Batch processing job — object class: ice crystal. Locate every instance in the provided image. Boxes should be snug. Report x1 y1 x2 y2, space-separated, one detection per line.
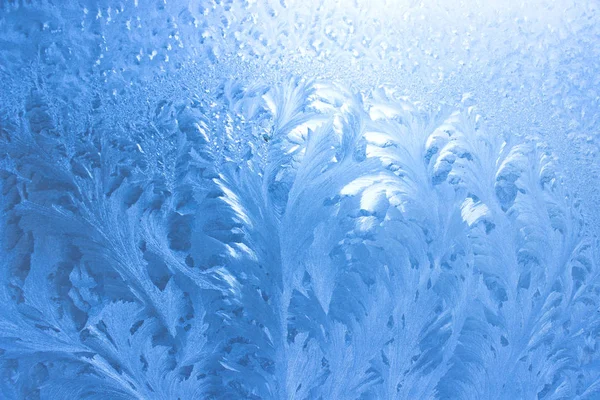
1 1 599 399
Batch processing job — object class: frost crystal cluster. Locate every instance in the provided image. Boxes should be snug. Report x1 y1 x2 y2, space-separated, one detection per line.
1 1 599 399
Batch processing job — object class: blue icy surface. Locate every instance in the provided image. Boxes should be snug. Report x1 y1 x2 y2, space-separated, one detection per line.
1 1 600 399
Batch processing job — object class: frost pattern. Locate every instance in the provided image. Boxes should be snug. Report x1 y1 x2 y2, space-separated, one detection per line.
1 78 599 399
1 1 600 400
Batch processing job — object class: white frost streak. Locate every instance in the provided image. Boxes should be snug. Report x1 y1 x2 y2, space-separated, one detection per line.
461 197 491 227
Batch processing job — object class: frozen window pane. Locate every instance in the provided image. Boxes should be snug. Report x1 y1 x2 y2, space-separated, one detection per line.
0 1 599 399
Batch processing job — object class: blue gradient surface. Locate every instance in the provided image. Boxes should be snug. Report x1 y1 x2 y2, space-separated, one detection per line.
1 1 599 399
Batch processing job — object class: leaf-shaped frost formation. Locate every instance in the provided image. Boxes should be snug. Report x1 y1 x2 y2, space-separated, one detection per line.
0 36 599 400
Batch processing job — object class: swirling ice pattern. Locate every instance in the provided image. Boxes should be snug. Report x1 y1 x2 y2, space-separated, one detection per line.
1 1 599 399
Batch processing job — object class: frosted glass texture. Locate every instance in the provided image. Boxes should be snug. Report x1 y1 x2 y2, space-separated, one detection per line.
1 0 599 399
